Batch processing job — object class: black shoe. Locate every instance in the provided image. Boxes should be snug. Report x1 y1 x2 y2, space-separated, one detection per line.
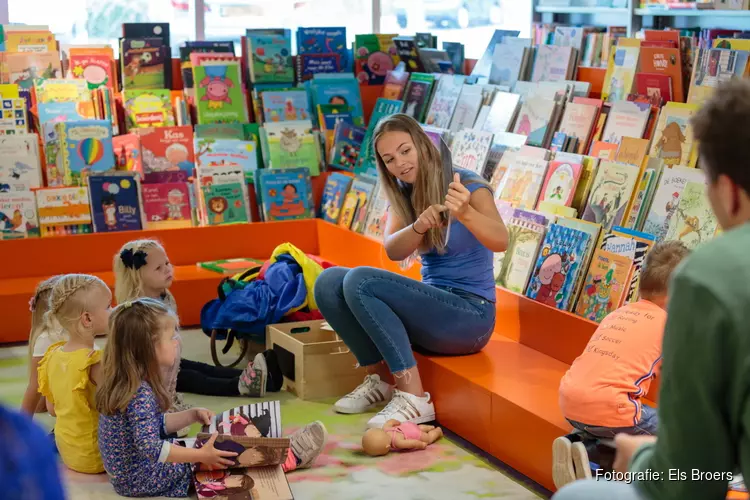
263 349 284 392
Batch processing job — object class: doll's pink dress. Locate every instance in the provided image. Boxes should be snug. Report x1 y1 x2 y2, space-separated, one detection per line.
386 421 422 449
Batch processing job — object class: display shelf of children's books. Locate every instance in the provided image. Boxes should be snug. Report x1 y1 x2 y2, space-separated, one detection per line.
533 0 637 36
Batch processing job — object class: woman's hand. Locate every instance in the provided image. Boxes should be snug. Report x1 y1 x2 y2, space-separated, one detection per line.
414 204 448 234
613 434 657 472
193 408 215 426
198 433 238 468
444 173 472 220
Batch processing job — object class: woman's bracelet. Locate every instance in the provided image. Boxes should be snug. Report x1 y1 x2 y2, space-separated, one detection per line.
412 222 427 235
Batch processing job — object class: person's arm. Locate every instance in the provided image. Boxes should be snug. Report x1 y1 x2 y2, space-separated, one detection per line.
164 408 213 434
166 433 236 466
627 274 733 499
451 186 508 253
20 357 43 415
383 205 444 262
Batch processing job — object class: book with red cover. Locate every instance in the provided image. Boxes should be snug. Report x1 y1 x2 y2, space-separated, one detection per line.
638 46 684 102
635 72 673 104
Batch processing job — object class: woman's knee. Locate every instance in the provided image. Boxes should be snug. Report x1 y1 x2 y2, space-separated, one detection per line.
341 266 387 299
313 267 349 308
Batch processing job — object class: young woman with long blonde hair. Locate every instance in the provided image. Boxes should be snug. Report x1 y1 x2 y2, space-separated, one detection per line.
314 114 508 428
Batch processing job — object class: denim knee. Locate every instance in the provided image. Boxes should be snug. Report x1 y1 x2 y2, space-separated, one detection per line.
341 266 379 298
313 267 348 312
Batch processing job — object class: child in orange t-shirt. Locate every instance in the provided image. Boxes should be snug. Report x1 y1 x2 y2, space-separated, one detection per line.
552 241 690 489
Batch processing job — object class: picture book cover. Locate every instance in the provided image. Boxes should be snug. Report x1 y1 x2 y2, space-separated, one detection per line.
642 165 706 242
575 248 634 322
602 45 640 102
531 45 574 82
195 138 258 179
363 183 389 240
451 129 494 175
0 135 41 192
635 72 673 104
605 227 655 304
495 217 545 294
400 74 434 123
513 96 556 148
68 51 116 90
1 52 62 89
123 89 176 129
537 160 583 208
616 137 650 168
247 33 295 84
424 74 465 129
193 62 248 124
338 176 377 230
481 92 522 135
600 100 651 146
121 38 167 90
638 46 683 102
664 181 718 250
141 182 192 229
35 186 93 236
45 120 115 186
0 97 29 135
112 133 143 178
496 156 549 210
264 121 320 175
261 90 310 123
490 42 526 88
582 161 640 232
357 98 403 178
349 178 378 234
135 126 195 183
198 258 264 275
195 124 246 140
297 27 348 68
648 102 700 167
688 48 750 107
622 169 654 229
309 75 364 126
330 123 366 172
354 33 398 85
557 102 597 155
258 167 314 221
34 79 95 124
198 167 251 226
319 172 353 223
525 224 591 311
88 174 144 232
0 191 38 239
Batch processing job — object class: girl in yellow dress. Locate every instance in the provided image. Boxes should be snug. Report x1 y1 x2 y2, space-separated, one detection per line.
38 274 112 473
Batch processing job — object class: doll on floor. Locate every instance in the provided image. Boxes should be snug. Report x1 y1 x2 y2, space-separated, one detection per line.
362 419 443 456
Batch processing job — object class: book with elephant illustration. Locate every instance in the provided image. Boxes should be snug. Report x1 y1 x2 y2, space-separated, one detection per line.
192 401 294 499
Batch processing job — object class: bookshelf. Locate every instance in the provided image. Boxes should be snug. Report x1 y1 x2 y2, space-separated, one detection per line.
635 7 750 30
533 1 637 36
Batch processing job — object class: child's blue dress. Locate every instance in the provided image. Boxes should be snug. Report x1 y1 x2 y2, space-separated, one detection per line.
99 382 192 497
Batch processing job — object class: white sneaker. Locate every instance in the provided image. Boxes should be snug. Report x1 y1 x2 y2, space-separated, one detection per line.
366 389 435 429
334 374 393 414
552 436 577 489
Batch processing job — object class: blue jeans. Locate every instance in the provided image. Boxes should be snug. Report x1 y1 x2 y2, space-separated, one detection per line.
568 404 658 438
553 479 643 499
313 266 496 373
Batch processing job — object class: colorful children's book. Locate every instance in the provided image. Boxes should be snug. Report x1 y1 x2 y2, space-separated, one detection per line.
357 98 403 178
198 258 265 276
257 167 315 221
642 165 706 242
495 156 549 210
581 161 640 232
112 133 144 178
400 73 435 123
526 223 591 311
34 186 93 237
193 61 248 124
319 172 353 223
648 102 699 168
44 120 115 187
574 248 634 323
263 121 320 175
425 75 466 129
195 138 258 181
512 96 557 148
494 217 546 294
247 32 295 84
536 159 583 208
451 129 493 175
87 173 145 232
0 96 29 135
349 178 378 234
338 176 377 230
135 126 195 183
353 34 398 85
0 135 42 192
261 90 310 123
602 44 640 102
141 182 193 229
603 226 655 305
196 166 251 226
120 38 168 90
330 123 366 172
0 191 38 239
663 181 718 250
68 48 117 90
123 89 176 129
363 183 389 240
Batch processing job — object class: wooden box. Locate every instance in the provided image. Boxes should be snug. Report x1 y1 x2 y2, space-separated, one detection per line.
265 320 365 400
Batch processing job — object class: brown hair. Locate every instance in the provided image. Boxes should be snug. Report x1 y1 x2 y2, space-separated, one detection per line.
692 78 750 191
28 275 62 358
46 274 109 339
639 241 691 299
113 239 176 310
373 114 488 254
96 298 177 415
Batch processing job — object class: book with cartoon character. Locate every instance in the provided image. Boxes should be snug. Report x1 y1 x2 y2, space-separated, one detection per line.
88 173 145 232
112 133 144 179
338 175 377 230
0 96 29 135
0 135 42 192
193 401 293 500
120 37 168 90
257 167 314 222
0 191 38 239
195 138 258 182
602 227 655 305
123 89 176 130
574 248 634 323
353 34 398 86
536 159 583 208
329 122 365 172
363 182 389 240
133 126 195 184
193 60 248 124
43 120 115 187
141 182 193 229
263 120 320 175
494 216 546 294
261 90 310 123
642 165 706 242
663 181 718 250
319 172 353 223
647 102 699 168
526 224 592 311
581 161 640 232
247 31 295 84
195 166 251 226
35 186 93 237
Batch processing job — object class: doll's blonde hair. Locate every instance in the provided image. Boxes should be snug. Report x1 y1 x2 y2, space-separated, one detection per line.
28 275 62 358
113 239 176 309
46 274 109 340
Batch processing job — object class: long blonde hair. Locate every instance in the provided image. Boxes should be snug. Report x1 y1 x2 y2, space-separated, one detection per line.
96 298 177 415
28 275 62 358
374 114 485 254
46 274 109 341
114 239 176 310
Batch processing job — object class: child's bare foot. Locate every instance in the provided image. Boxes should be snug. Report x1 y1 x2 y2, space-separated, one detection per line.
289 421 327 470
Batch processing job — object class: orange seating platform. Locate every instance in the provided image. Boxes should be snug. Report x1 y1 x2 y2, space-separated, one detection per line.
3 219 657 493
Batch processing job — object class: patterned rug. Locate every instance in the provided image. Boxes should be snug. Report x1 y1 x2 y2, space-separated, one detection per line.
0 330 543 500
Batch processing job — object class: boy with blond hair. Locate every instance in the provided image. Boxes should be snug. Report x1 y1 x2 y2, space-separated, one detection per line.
552 241 690 488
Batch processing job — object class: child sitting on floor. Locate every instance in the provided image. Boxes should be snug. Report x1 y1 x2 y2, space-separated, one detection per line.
97 298 328 498
552 241 690 488
38 274 112 473
20 275 63 416
113 239 283 408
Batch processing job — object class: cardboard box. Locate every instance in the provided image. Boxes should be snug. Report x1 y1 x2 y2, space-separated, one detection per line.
266 320 365 400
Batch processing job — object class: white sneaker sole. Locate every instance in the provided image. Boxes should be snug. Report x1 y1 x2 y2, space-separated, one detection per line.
571 442 592 480
334 399 386 415
552 436 577 489
252 352 268 397
366 412 435 429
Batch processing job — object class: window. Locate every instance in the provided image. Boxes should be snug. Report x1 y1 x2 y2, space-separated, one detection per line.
379 0 532 59
202 0 372 49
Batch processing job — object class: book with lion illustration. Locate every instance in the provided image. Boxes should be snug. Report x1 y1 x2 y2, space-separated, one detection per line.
192 401 294 500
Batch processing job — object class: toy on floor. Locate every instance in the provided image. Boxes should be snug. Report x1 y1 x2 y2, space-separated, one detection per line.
362 419 443 456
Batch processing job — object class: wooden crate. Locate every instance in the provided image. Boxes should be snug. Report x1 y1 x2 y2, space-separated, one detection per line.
266 320 365 400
